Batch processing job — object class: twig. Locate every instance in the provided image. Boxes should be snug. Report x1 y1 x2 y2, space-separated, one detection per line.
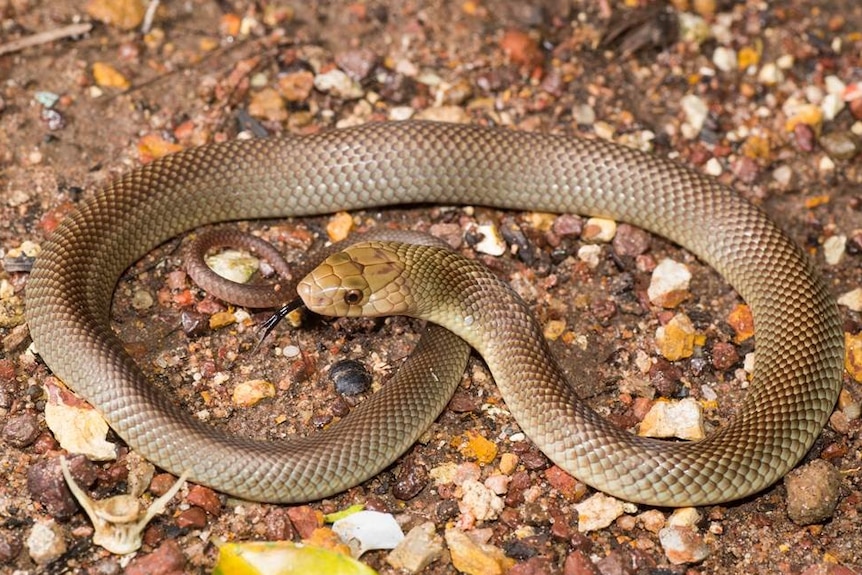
0 22 93 57
142 0 161 34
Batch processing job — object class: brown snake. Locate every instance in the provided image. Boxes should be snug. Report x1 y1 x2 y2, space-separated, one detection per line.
25 121 843 505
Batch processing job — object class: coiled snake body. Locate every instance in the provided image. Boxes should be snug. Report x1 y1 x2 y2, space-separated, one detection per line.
25 121 843 505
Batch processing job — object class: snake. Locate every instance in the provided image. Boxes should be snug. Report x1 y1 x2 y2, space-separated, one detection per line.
25 120 844 506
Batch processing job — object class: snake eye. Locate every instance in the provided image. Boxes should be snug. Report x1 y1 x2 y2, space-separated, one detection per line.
343 289 363 305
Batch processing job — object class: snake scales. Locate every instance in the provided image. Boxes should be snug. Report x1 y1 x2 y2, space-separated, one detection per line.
26 121 843 505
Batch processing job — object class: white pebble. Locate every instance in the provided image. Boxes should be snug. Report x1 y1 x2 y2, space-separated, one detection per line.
711 47 736 72
772 165 793 187
388 106 414 121
743 352 756 374
704 157 723 176
574 493 627 532
805 85 825 104
776 54 795 69
757 63 783 85
823 235 847 265
577 244 602 268
459 479 504 522
659 525 710 565
681 94 708 136
819 156 836 172
647 259 691 308
573 103 596 125
206 250 260 284
582 217 616 243
638 398 705 441
386 522 444 573
313 69 364 99
26 521 67 565
668 507 701 527
821 93 845 121
471 223 506 256
837 288 862 312
282 345 300 358
825 75 846 95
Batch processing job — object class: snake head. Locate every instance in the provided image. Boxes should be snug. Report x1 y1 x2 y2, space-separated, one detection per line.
298 242 411 318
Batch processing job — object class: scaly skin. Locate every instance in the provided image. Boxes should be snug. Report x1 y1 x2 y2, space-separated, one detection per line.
26 121 843 504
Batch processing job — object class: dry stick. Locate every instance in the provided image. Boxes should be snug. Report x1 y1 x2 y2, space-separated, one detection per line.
0 23 93 57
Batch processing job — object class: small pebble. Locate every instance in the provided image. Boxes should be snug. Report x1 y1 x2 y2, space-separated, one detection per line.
650 357 683 397
232 379 275 407
821 94 845 121
386 522 443 573
574 493 627 533
27 458 82 520
564 549 600 575
680 94 708 138
131 289 154 310
656 313 697 361
544 466 587 501
264 508 296 541
329 359 372 395
581 217 616 243
326 211 354 242
335 48 377 82
393 457 428 500
205 249 260 284
26 521 66 566
612 224 651 257
647 259 691 308
784 459 842 525
785 104 823 134
483 474 510 496
313 69 364 99
712 47 736 72
552 214 582 237
823 235 847 265
757 62 783 85
667 507 701 527
444 528 512 575
638 398 705 441
638 509 666 534
845 332 862 383
839 388 861 420
471 222 507 256
459 479 504 522
727 303 755 343
772 165 794 187
837 288 862 312
186 485 222 516
247 88 288 122
414 105 470 124
704 157 723 176
175 507 207 529
819 132 859 160
573 104 596 126
286 505 322 539
659 525 710 564
124 540 186 575
278 70 315 102
499 453 519 475
2 412 41 447
0 530 22 564
711 341 740 371
576 244 601 268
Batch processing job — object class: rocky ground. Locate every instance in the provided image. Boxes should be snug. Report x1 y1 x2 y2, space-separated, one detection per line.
1 0 861 574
